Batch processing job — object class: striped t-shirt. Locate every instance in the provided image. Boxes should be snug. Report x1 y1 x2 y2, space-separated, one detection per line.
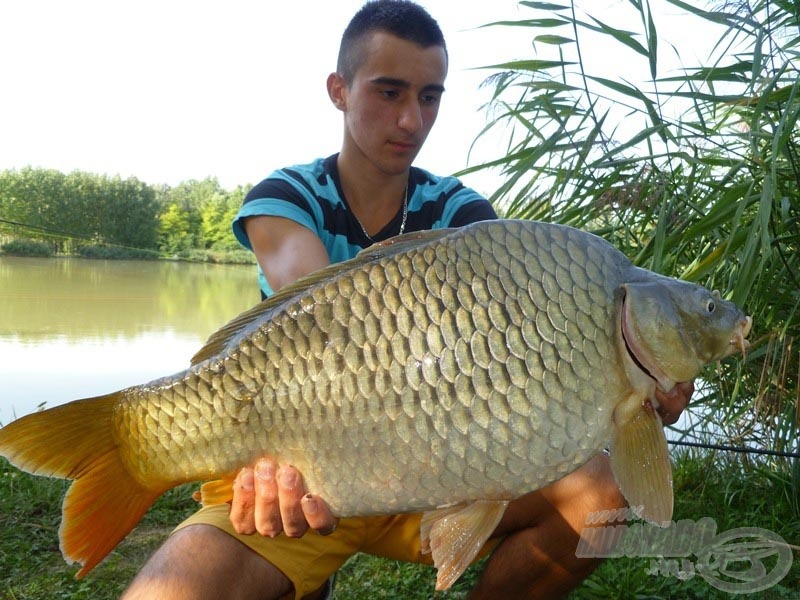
233 154 498 298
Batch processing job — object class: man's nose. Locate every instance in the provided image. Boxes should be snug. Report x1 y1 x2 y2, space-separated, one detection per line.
398 100 423 134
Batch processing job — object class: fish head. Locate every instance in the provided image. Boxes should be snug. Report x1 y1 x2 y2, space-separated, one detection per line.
619 277 752 391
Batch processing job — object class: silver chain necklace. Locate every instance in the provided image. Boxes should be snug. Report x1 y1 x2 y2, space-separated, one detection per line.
353 186 408 243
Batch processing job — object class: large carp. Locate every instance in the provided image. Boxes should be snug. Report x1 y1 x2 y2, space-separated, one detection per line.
0 219 751 589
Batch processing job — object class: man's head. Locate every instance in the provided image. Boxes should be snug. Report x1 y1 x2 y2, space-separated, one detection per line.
337 0 447 84
329 1 448 177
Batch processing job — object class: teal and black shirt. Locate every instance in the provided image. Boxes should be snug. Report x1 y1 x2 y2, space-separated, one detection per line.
233 154 498 298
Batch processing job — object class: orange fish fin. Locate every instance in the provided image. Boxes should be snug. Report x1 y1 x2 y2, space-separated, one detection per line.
0 392 170 577
610 402 673 526
419 503 465 554
196 476 236 506
420 500 509 591
61 445 166 577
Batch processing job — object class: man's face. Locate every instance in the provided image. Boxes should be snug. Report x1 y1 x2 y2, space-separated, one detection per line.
333 32 448 176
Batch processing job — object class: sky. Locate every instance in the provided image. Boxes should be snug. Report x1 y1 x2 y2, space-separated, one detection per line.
0 1 719 197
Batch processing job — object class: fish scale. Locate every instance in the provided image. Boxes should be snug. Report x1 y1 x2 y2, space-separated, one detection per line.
0 219 751 584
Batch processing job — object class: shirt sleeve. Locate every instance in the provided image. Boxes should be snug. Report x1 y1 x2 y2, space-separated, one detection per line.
231 176 319 251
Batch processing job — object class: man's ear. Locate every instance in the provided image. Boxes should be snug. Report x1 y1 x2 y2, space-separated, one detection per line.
327 72 347 111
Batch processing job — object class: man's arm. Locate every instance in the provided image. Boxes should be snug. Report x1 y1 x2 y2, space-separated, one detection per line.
244 215 331 292
229 215 338 538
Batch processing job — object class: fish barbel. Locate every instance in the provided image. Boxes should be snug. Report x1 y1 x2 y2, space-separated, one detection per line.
0 219 751 589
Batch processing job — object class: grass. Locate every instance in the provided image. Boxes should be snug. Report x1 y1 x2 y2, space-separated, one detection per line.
1 455 797 599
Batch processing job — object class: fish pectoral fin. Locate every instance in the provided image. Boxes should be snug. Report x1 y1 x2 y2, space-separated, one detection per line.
195 476 237 506
420 500 509 591
610 402 673 526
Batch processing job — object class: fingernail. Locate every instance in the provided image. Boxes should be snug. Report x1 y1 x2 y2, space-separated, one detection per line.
238 468 254 491
303 494 318 514
279 468 298 490
255 460 274 481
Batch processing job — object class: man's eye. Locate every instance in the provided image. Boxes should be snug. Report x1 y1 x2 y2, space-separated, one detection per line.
421 94 441 105
381 90 400 99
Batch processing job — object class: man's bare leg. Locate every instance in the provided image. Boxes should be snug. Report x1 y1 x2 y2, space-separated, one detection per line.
469 455 626 598
122 525 296 600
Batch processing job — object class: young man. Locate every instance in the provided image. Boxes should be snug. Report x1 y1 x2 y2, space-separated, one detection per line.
124 2 691 598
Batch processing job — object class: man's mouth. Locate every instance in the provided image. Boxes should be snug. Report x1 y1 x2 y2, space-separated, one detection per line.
389 140 418 151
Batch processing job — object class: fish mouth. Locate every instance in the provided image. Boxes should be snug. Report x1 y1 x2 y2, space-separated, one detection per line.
619 288 674 391
727 315 753 358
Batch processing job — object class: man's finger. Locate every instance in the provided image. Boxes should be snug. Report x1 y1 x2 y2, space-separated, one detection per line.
253 458 283 537
301 494 338 535
654 380 694 425
229 468 257 535
277 465 310 538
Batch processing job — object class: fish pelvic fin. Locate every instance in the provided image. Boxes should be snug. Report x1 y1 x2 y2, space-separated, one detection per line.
0 393 167 578
420 500 509 591
609 401 673 526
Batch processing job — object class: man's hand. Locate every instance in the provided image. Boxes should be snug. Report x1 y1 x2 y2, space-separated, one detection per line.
654 380 694 426
229 458 338 538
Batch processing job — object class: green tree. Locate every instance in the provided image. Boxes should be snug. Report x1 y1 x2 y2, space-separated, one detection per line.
0 168 159 252
157 178 222 252
157 202 195 254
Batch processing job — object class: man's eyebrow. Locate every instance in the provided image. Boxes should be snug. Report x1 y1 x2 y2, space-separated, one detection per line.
369 76 446 94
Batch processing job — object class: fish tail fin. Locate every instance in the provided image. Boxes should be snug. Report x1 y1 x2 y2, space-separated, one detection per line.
0 393 167 577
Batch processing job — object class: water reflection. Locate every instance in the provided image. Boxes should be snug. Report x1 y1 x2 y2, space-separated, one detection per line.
0 256 260 421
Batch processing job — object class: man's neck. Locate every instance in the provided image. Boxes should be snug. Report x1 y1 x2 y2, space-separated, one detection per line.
336 154 409 235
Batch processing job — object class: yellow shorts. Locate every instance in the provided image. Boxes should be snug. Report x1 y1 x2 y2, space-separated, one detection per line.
175 505 499 599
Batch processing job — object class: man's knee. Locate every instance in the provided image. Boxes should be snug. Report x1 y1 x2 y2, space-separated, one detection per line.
123 524 292 600
580 454 627 512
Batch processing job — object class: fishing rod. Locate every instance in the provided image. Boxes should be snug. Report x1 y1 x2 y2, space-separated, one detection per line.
669 439 800 459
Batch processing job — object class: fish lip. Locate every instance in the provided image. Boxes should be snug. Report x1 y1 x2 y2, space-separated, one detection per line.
619 287 675 392
729 315 752 358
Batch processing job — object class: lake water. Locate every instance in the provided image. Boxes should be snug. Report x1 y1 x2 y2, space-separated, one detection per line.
0 256 260 423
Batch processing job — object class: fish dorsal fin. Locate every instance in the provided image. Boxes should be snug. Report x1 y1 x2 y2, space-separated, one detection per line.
190 299 277 366
610 401 673 526
355 227 458 261
420 499 509 591
191 228 460 366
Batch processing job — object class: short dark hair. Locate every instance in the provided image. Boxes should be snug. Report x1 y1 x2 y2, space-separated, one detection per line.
337 0 447 82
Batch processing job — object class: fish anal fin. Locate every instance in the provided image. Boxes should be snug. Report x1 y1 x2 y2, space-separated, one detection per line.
610 401 673 526
195 476 237 506
420 500 509 591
